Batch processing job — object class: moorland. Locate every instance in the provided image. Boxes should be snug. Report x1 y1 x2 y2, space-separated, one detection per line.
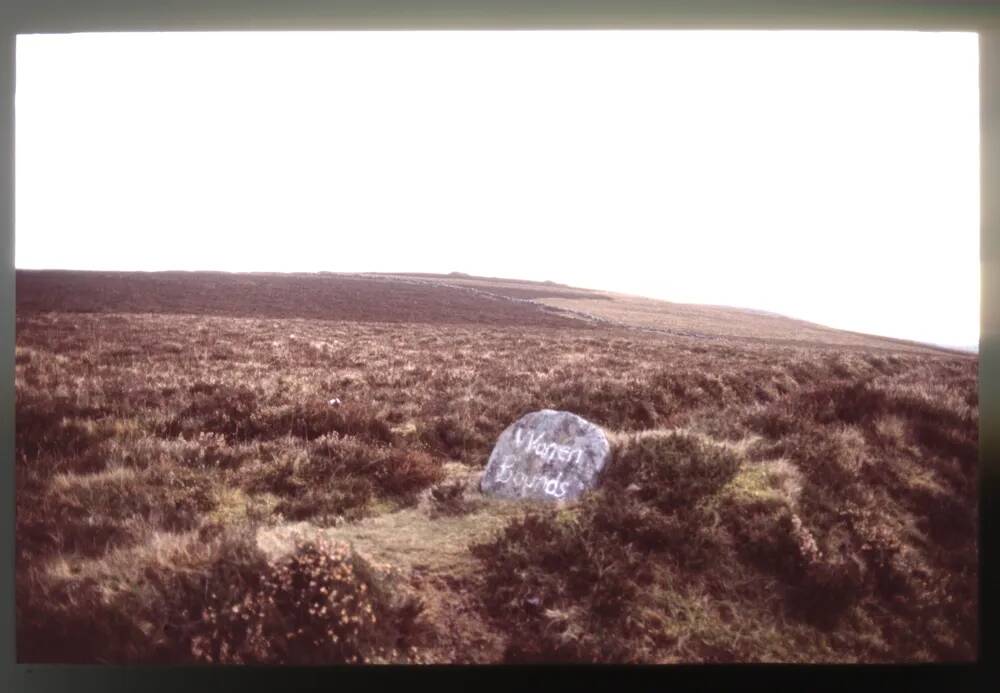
14 269 978 663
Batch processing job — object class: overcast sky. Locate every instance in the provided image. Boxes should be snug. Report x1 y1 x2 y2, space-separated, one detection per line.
15 31 979 347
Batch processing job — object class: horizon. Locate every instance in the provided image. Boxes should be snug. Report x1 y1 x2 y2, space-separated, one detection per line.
13 266 979 352
14 30 980 347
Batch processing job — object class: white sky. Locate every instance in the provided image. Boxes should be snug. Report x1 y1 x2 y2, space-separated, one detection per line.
15 31 980 347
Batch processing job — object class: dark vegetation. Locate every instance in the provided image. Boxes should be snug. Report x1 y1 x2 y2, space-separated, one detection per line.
18 526 426 664
428 479 479 518
15 271 977 663
15 270 587 328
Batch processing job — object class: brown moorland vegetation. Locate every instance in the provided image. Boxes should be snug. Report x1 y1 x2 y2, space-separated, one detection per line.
384 272 962 352
15 270 977 663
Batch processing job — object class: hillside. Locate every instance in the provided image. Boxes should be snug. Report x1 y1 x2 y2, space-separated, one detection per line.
14 270 586 328
17 269 958 354
14 269 978 663
380 272 957 353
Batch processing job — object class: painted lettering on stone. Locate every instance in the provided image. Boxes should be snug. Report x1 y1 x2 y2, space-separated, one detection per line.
481 410 612 502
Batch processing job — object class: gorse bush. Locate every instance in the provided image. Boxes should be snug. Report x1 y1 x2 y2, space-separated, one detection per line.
19 529 426 665
191 536 425 664
17 527 268 663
